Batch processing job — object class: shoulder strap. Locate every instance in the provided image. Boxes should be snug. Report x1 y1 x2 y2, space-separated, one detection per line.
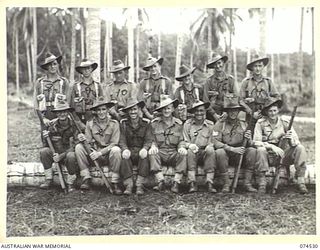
161 79 166 94
77 82 81 97
59 79 63 93
146 79 150 93
40 79 44 94
180 89 185 104
194 87 199 101
94 82 99 99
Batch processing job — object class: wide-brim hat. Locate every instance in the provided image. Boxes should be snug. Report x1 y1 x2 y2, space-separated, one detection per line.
223 94 245 111
154 96 179 112
119 98 145 112
261 98 283 116
109 60 130 73
247 55 269 71
40 53 62 70
143 57 164 71
175 65 196 81
188 101 210 113
52 100 74 112
75 59 98 74
91 97 115 110
206 54 228 69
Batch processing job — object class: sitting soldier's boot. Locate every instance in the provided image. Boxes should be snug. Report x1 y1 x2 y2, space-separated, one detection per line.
154 172 165 191
80 178 91 190
67 174 77 192
67 184 75 192
123 178 134 195
189 182 197 193
136 176 145 195
257 172 267 194
113 183 123 195
244 170 257 192
297 177 308 194
207 182 217 193
171 181 180 193
221 173 231 193
40 168 53 189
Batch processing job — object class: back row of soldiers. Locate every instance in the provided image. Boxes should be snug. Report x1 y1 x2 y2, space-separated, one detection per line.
34 52 309 195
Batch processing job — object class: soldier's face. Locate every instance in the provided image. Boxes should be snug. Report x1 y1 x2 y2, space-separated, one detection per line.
194 106 206 121
267 105 279 120
56 110 68 121
114 70 125 82
227 109 239 120
161 104 174 118
96 105 109 120
252 61 264 75
47 60 59 74
81 66 93 78
149 63 161 78
182 75 192 85
128 105 139 120
213 60 224 72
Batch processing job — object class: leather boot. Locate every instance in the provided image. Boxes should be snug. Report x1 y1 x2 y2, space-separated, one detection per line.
189 182 197 193
153 180 165 191
40 168 53 189
123 178 134 195
207 182 217 193
136 185 145 195
67 184 75 192
113 183 123 195
297 177 308 194
258 172 267 194
80 178 91 190
40 179 53 189
221 173 231 193
244 170 257 192
136 176 145 195
171 181 179 193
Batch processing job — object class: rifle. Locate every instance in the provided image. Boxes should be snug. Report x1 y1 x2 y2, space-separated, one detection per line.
271 106 297 194
36 110 68 193
68 112 114 194
231 113 254 193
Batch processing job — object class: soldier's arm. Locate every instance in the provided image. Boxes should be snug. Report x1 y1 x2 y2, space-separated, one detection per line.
212 122 228 149
101 121 120 155
252 121 269 148
33 79 40 110
119 122 128 150
166 78 173 98
230 76 239 96
239 79 252 113
143 123 153 150
268 79 281 98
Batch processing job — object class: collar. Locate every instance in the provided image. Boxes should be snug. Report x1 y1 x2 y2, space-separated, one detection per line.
182 84 195 92
251 75 264 83
191 118 209 127
114 79 128 84
214 71 228 80
93 116 110 128
43 74 62 83
128 117 145 128
266 116 282 128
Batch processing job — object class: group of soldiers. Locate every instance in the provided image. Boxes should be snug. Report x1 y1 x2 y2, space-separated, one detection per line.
33 51 309 195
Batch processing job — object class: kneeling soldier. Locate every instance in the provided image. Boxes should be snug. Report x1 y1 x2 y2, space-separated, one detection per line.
214 95 263 193
149 97 187 193
75 97 123 194
253 98 308 194
119 98 152 195
183 101 222 193
40 100 80 192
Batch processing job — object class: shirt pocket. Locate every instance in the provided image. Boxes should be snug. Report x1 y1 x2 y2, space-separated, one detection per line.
168 132 180 145
154 130 165 143
197 130 210 147
262 127 273 142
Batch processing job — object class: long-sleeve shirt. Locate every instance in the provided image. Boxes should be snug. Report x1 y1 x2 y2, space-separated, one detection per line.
119 118 152 150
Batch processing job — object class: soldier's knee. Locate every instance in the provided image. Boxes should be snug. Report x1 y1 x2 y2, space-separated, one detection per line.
40 147 51 157
110 146 121 157
215 148 226 158
75 143 85 154
187 148 196 156
295 144 305 152
66 152 76 161
257 147 267 154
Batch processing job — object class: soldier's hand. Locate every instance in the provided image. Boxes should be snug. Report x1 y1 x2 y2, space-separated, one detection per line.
189 144 199 154
139 148 148 159
284 130 293 140
219 112 228 121
244 97 255 103
244 130 252 140
232 146 245 155
122 149 131 160
204 145 215 154
270 144 284 158
253 111 262 120
78 133 86 142
53 153 61 163
43 117 51 127
89 150 102 161
178 147 188 156
148 145 159 155
49 118 59 126
42 130 50 138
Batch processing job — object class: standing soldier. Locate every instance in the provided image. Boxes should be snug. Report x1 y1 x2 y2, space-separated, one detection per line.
39 100 80 192
118 98 152 195
203 53 238 122
34 52 69 142
240 55 280 129
148 97 187 193
137 57 173 120
70 59 104 125
253 98 308 194
174 65 203 122
214 95 264 193
105 60 138 121
75 97 123 194
183 101 222 193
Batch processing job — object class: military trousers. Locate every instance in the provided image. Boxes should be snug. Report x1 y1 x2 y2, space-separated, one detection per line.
187 148 216 173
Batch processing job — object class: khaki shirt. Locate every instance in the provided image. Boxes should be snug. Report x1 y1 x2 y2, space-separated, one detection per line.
85 117 120 153
253 116 299 147
119 118 152 150
174 84 203 109
203 72 238 114
150 117 185 150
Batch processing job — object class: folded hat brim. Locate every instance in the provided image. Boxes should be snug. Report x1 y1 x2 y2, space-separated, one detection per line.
40 55 62 70
120 101 145 112
223 106 245 112
75 63 98 74
90 102 115 110
143 58 164 71
175 67 196 81
206 56 228 69
261 99 283 116
153 99 179 112
52 107 74 112
188 102 210 113
246 58 269 71
109 65 130 73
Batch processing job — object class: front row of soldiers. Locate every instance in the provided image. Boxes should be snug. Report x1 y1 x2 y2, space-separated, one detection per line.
39 94 308 195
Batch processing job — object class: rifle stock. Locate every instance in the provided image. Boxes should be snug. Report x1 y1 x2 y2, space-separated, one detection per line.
271 106 297 194
36 110 68 193
68 112 114 194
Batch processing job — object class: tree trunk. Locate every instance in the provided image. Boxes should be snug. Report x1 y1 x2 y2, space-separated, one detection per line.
136 24 140 83
232 45 237 88
207 13 212 62
259 8 267 56
298 7 304 89
80 8 85 59
246 49 251 77
175 32 183 89
69 8 76 85
127 8 134 82
31 8 37 84
311 7 314 104
15 25 20 97
26 43 32 87
158 31 161 57
86 8 101 82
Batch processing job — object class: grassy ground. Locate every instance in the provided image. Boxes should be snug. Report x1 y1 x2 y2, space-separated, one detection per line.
6 99 316 236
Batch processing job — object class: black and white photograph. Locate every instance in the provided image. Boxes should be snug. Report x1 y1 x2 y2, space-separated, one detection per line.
5 4 316 239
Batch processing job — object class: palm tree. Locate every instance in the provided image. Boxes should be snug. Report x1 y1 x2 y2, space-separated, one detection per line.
69 8 76 85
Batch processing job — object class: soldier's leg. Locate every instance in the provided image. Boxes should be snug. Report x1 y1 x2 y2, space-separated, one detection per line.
121 155 134 195
39 147 53 189
243 147 258 192
108 146 123 195
202 149 217 193
136 152 150 195
215 148 230 193
187 148 198 192
75 143 92 189
283 145 308 194
64 151 78 191
149 151 165 191
168 150 187 193
256 147 269 194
